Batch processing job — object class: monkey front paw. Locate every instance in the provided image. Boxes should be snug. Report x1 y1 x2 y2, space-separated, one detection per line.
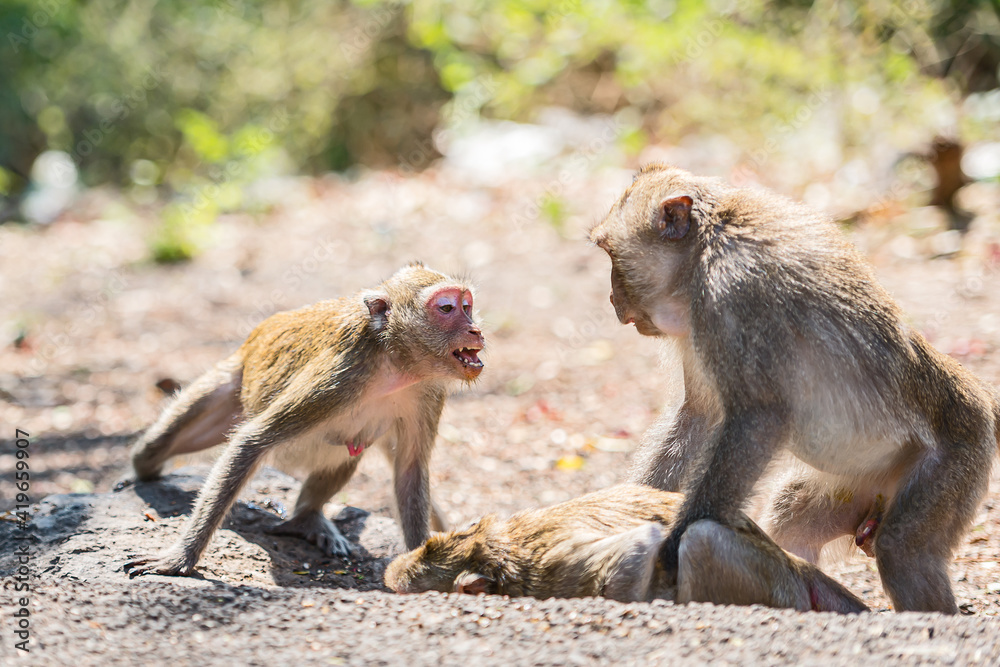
115 467 163 491
124 552 196 578
267 512 355 558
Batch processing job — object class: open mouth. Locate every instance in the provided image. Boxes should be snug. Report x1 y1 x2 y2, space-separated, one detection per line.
452 347 484 370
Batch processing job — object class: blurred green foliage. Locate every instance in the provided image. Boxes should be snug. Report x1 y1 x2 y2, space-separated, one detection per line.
1 0 998 258
413 0 998 148
0 0 443 183
540 192 568 234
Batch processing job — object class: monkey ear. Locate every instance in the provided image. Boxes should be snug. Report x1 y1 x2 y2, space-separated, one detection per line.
363 292 391 331
455 571 492 595
655 195 693 241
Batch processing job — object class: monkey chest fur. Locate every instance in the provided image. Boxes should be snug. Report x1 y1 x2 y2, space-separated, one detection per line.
271 378 425 473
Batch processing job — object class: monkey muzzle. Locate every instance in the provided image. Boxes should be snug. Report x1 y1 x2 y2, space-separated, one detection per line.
452 346 484 377
608 267 636 325
610 291 635 325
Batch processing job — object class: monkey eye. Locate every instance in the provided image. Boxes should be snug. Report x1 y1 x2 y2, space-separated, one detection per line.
431 290 463 315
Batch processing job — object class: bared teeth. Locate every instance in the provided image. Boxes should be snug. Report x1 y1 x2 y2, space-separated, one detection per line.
453 348 484 367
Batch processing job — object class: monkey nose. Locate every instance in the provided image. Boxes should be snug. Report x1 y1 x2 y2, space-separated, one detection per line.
609 291 615 307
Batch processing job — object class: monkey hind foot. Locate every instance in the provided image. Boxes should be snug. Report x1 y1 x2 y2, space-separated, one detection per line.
267 511 355 558
124 549 198 578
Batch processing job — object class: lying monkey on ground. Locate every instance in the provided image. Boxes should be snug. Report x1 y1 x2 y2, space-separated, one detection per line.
385 484 867 613
124 263 484 577
591 163 1000 613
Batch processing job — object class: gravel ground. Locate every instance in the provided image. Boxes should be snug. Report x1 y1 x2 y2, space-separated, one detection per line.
4 581 1000 666
1 468 999 666
2 161 1000 663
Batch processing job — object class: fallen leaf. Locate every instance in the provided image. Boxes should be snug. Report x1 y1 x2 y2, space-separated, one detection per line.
555 455 584 471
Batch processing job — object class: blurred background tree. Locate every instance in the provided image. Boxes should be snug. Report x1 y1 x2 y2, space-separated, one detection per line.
0 0 998 258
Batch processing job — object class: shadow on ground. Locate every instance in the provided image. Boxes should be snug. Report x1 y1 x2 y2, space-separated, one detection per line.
0 466 404 592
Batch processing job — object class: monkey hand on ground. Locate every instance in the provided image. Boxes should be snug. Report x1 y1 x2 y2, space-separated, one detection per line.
124 262 484 577
384 484 867 614
591 163 1000 613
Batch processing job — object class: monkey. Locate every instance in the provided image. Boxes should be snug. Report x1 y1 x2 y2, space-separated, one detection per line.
590 163 1000 614
123 262 485 577
384 484 868 613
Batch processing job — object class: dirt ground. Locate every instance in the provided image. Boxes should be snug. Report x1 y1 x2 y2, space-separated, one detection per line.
1 157 1000 664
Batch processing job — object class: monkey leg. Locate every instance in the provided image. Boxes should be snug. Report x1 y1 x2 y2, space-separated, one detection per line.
873 434 992 614
125 421 268 577
131 358 243 481
393 456 432 550
267 461 360 558
760 473 874 563
628 401 714 492
379 434 441 549
661 409 788 574
677 519 867 613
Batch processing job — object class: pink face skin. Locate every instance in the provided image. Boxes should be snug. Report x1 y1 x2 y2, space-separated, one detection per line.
425 287 484 380
428 288 474 321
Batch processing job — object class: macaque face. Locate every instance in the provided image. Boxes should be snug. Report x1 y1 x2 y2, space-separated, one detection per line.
599 247 667 337
372 265 487 383
591 169 696 338
425 287 484 381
